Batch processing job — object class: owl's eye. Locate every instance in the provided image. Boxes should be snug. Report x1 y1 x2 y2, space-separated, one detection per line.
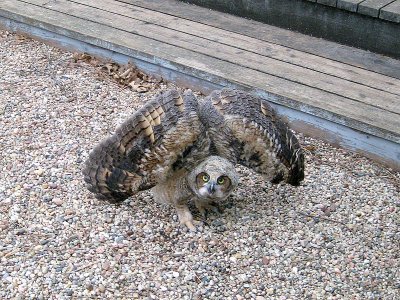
202 174 210 182
217 176 225 185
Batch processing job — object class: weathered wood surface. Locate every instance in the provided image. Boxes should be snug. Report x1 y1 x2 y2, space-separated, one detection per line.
184 0 400 57
76 0 400 97
127 0 400 77
317 0 337 7
28 0 399 115
358 0 396 17
337 0 364 12
308 0 400 21
0 0 399 167
380 0 400 22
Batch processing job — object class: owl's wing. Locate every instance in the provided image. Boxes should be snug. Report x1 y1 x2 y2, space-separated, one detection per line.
200 89 304 185
83 89 205 202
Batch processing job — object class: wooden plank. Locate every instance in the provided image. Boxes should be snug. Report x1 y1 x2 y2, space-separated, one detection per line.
73 0 400 97
2 16 399 170
1 0 399 143
337 0 364 12
317 0 338 7
33 0 400 114
358 0 395 18
124 0 400 79
380 0 400 22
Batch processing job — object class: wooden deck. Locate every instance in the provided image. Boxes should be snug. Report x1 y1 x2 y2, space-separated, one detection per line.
311 0 400 22
337 0 400 21
0 0 399 168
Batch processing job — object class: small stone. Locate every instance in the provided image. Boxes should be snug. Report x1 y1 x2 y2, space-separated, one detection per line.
52 198 63 206
65 209 75 215
40 239 50 245
355 211 364 217
115 236 124 243
34 245 43 251
98 284 106 293
300 240 308 247
325 285 334 293
96 246 105 254
347 224 355 230
49 182 58 189
172 271 179 278
16 228 27 235
262 256 270 265
42 194 53 202
34 168 45 176
103 261 110 270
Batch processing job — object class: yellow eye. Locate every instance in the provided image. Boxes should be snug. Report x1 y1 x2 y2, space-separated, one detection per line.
217 177 225 185
202 174 210 182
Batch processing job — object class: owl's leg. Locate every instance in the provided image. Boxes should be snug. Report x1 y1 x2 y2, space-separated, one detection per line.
175 204 196 231
152 177 196 231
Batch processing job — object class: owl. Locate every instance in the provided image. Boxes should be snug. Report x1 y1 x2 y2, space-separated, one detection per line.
83 88 304 231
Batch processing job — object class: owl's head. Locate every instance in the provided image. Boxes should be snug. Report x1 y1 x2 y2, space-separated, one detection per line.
188 156 238 201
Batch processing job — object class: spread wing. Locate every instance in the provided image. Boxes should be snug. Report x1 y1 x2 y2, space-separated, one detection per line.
200 89 304 185
83 89 206 202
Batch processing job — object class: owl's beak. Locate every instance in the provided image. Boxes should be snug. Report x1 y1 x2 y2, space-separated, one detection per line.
207 182 216 194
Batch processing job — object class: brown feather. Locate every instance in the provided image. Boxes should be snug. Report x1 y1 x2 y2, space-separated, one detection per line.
200 89 304 185
83 88 304 203
83 89 205 202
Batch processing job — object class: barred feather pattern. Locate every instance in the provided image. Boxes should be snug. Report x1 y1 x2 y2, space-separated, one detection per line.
82 89 205 202
201 89 304 185
83 88 304 203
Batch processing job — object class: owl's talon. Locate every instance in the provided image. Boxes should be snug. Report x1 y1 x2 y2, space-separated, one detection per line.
198 207 208 219
175 205 196 232
184 221 196 232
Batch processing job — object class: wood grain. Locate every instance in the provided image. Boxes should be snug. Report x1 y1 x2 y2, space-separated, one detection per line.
22 0 400 115
1 0 399 143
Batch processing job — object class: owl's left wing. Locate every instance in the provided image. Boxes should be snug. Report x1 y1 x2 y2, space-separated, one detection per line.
200 89 304 185
83 89 206 203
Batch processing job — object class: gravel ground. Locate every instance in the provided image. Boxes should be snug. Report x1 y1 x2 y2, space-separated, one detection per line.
0 30 399 300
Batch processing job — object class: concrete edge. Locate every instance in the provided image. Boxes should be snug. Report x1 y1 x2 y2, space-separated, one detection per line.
1 16 399 170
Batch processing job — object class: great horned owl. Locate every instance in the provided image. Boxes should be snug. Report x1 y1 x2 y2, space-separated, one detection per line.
83 89 304 230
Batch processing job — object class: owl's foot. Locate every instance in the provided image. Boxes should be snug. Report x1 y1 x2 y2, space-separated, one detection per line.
194 200 221 219
175 205 196 231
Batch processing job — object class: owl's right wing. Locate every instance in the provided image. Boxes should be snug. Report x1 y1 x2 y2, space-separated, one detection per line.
82 89 205 203
201 89 304 186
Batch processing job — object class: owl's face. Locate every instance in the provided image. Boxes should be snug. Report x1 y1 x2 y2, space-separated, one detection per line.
188 156 238 201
